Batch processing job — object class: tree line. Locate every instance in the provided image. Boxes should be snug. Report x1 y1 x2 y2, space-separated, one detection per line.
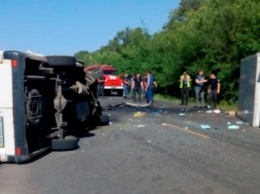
75 0 260 102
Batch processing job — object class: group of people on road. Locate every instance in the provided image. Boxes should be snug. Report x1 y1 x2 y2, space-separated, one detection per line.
179 70 220 110
96 69 220 109
122 71 157 103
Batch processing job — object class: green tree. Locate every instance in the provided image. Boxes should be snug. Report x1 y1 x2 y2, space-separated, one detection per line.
74 0 260 102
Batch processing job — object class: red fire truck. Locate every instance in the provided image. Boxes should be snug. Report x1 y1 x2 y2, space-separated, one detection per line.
84 64 123 96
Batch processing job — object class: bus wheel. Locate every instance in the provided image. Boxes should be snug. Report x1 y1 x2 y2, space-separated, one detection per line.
98 115 110 126
46 56 76 67
26 88 45 128
117 90 123 96
51 136 78 151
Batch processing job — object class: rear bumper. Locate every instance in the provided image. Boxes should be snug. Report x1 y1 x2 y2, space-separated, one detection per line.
105 86 123 89
0 147 50 164
1 154 36 164
0 151 16 163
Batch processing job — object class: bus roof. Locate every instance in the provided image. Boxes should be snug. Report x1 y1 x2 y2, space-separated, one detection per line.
3 50 48 62
84 64 116 71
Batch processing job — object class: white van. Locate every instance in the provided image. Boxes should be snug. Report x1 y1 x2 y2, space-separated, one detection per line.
0 51 108 163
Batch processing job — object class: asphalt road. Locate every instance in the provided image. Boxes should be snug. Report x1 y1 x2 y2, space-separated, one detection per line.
1 96 260 194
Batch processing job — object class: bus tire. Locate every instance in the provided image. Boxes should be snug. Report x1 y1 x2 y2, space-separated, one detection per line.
51 136 78 151
26 88 45 128
74 100 90 123
46 56 76 67
117 90 123 96
98 115 110 125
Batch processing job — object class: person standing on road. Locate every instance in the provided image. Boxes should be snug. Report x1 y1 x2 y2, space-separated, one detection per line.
195 70 208 108
152 77 158 98
145 71 154 103
208 73 221 110
132 73 143 102
179 72 191 105
129 74 135 99
142 74 148 99
122 73 130 99
97 76 105 98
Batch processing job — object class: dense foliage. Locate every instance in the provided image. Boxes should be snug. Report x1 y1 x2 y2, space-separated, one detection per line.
75 0 260 101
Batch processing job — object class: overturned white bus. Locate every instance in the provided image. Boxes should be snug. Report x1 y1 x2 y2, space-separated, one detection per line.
0 51 109 163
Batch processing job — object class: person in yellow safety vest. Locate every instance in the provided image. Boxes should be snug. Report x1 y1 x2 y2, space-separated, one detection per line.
179 72 191 105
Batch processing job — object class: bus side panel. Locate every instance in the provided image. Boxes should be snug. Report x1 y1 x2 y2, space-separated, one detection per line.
0 110 15 161
11 53 29 161
4 51 29 163
0 59 15 162
0 60 13 108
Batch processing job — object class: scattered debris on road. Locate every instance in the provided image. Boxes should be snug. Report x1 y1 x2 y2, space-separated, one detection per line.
224 111 236 117
228 125 240 130
214 109 221 114
236 121 244 124
201 125 211 129
179 113 185 116
133 111 145 117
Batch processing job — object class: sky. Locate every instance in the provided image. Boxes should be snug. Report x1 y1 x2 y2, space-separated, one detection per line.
0 0 179 55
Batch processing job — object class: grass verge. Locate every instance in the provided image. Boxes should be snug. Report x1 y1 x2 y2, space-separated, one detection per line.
154 94 237 111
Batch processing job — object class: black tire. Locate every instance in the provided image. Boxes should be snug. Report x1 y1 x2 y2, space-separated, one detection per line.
104 90 110 96
26 88 45 128
46 56 76 67
51 136 79 151
98 115 110 125
117 90 123 96
74 100 90 123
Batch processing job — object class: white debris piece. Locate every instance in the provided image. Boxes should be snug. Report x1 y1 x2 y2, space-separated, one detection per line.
201 125 211 129
228 125 240 130
214 109 221 113
236 121 244 124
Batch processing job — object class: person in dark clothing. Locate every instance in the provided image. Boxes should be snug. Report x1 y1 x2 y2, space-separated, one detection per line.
142 75 148 99
151 77 158 98
208 73 221 110
129 75 135 98
97 76 105 97
179 72 191 105
132 73 143 102
145 71 155 103
195 70 208 108
122 73 130 99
